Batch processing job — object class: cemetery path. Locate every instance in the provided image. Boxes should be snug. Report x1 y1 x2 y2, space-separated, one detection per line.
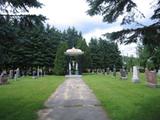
38 76 110 120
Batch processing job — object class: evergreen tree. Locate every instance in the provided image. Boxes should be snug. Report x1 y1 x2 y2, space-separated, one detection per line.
53 42 68 75
86 0 160 46
0 0 46 71
62 27 83 48
89 38 99 69
89 38 122 70
76 39 91 72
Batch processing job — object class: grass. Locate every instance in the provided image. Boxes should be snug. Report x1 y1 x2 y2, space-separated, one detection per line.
0 76 64 120
83 73 160 120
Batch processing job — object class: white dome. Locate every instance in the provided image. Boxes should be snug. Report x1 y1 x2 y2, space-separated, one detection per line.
64 47 84 56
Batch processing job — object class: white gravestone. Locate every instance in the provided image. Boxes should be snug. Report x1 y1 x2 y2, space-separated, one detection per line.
14 68 20 80
132 66 140 83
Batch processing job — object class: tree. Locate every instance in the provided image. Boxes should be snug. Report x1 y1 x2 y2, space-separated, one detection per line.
86 0 160 46
89 38 99 69
76 39 91 72
62 27 83 48
0 0 46 71
89 38 122 70
138 44 160 70
53 42 68 75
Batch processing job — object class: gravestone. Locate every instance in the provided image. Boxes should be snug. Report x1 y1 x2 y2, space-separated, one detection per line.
9 70 14 79
113 67 116 76
157 69 160 77
0 71 8 85
120 68 127 80
102 69 105 75
145 68 157 87
32 70 37 79
106 67 110 75
14 68 20 80
132 66 140 83
37 67 40 77
39 69 43 77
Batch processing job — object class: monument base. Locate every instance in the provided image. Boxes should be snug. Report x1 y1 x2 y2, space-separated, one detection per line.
132 78 140 83
120 76 127 80
146 82 160 88
65 75 82 78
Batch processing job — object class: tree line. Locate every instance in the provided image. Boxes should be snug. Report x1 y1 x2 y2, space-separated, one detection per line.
0 0 123 75
86 0 160 69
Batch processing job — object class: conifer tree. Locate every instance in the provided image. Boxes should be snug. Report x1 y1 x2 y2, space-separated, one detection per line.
53 42 68 75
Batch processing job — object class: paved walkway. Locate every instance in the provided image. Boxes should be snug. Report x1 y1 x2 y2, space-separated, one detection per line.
38 77 109 120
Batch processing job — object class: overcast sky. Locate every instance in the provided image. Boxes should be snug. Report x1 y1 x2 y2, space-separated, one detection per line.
30 0 155 57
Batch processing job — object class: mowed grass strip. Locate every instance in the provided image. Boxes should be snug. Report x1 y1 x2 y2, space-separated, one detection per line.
83 73 160 120
0 76 64 120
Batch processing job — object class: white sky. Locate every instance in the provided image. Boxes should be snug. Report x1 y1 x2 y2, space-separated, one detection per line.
30 0 155 57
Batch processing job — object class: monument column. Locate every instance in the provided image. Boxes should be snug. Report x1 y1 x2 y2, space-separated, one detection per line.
69 62 72 75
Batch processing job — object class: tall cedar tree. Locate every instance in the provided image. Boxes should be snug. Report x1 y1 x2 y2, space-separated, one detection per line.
53 42 68 75
89 38 122 70
76 39 91 72
0 0 46 70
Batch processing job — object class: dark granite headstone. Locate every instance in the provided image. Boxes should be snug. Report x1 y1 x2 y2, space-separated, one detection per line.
120 68 127 80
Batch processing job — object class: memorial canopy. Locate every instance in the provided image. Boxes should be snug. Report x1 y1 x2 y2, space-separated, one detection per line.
64 47 84 56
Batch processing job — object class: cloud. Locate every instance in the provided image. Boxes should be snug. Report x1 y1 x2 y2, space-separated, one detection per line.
118 43 138 57
29 0 154 57
83 25 122 43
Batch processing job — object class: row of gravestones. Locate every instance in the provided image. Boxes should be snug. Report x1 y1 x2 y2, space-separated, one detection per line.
90 67 117 75
0 68 45 85
0 68 20 85
120 66 160 88
92 66 160 88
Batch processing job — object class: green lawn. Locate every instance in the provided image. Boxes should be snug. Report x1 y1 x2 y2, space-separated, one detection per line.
0 76 64 120
83 73 160 120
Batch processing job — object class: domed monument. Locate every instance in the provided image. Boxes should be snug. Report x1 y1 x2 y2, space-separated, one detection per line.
64 47 84 77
